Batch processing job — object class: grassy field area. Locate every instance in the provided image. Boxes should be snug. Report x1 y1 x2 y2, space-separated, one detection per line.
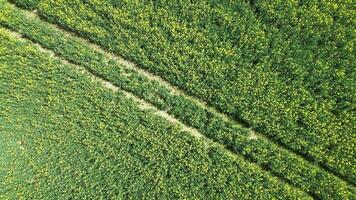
0 0 355 199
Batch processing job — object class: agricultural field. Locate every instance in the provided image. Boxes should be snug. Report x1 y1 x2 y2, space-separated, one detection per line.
0 0 355 199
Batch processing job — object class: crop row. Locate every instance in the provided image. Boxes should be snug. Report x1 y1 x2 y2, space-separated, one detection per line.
10 0 355 184
0 1 353 199
0 27 312 199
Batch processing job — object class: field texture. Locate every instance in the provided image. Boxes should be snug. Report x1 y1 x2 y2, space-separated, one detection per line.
0 0 355 199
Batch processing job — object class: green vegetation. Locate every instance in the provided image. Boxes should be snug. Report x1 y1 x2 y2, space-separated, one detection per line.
0 28 311 199
1 0 354 199
0 1 351 199
10 0 355 185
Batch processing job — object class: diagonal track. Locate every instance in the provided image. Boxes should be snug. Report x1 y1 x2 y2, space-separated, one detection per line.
4 28 204 142
0 27 218 153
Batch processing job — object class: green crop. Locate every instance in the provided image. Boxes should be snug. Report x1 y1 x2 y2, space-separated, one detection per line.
1 0 355 199
0 1 355 199
9 0 354 186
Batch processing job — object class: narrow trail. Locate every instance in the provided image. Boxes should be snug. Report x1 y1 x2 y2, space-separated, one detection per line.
6 29 204 142
1 26 313 198
11 4 351 186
